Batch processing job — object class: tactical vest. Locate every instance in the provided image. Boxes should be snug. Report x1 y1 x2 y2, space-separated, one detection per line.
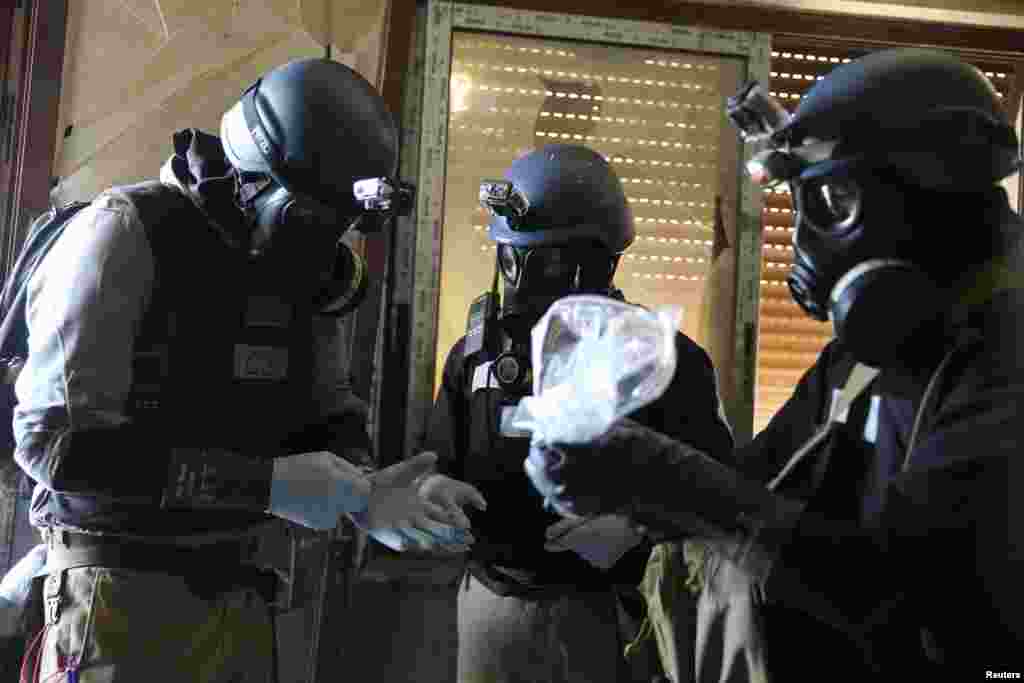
34 181 322 538
460 352 651 594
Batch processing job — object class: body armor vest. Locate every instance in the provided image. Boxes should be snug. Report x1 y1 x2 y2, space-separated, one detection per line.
461 347 651 593
37 182 322 538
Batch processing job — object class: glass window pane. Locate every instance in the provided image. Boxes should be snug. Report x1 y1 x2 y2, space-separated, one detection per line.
434 31 746 402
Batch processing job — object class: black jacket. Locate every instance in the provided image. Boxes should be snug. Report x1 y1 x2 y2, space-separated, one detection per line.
426 329 734 592
742 291 1024 677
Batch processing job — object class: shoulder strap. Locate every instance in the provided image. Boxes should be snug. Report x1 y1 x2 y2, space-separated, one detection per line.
828 363 880 425
767 362 879 491
114 181 199 246
466 358 496 398
0 202 90 367
902 331 984 472
116 180 203 312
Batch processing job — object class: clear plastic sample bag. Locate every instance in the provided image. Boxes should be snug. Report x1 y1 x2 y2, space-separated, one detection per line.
508 295 682 445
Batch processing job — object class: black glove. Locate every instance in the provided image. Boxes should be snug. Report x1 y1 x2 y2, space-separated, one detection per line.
525 417 672 519
525 418 804 565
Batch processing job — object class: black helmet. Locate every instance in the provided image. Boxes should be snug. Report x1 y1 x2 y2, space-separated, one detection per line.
772 48 1020 190
221 58 399 214
484 144 635 252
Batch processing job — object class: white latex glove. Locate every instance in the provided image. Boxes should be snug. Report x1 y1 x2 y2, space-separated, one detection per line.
350 454 475 553
0 544 47 606
269 450 376 530
417 467 488 529
544 515 643 570
364 518 473 554
0 544 48 638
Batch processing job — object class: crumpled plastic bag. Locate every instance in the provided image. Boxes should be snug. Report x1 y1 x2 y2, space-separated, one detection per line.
508 295 682 444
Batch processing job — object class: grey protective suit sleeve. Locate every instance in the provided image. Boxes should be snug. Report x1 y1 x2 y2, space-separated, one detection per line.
13 195 157 495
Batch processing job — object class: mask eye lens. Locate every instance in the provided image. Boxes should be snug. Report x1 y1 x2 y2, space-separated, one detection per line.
498 244 520 284
801 177 861 232
820 183 858 221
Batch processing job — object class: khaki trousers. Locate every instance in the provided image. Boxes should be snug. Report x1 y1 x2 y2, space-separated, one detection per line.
457 573 664 683
26 567 274 682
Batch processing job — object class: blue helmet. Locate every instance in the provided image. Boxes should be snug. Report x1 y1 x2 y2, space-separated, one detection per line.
484 144 635 253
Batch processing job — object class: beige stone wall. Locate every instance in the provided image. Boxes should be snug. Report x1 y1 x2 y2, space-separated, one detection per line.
48 1 396 419
51 0 390 205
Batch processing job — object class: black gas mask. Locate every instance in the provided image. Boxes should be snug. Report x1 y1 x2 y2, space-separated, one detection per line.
728 82 949 367
461 243 619 395
497 242 619 325
788 160 951 367
234 171 333 253
463 177 623 394
235 171 413 316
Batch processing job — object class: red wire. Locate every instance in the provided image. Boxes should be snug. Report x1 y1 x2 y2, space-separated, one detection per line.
34 649 79 683
39 665 73 683
19 624 49 683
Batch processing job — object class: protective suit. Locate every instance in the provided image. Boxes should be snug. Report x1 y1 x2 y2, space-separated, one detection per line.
425 144 734 682
525 49 1024 680
9 58 471 682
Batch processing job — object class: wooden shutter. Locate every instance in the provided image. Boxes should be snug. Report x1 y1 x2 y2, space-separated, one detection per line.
436 31 749 404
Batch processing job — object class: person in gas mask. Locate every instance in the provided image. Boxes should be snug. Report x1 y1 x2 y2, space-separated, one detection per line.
11 58 479 682
419 143 734 683
524 49 1024 680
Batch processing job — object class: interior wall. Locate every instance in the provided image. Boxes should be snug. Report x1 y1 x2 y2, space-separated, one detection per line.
50 0 390 205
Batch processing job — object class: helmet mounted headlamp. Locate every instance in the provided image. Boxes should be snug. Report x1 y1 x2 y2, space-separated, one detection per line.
352 176 416 233
479 180 531 230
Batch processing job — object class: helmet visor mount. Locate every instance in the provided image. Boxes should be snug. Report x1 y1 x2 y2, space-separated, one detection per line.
726 79 863 236
726 81 793 143
743 138 841 187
